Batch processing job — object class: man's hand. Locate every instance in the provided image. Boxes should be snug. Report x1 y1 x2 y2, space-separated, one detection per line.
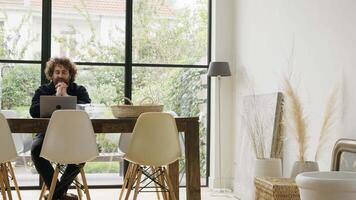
55 82 69 96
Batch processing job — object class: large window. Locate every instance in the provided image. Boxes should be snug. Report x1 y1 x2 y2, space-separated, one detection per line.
0 0 210 188
0 0 42 187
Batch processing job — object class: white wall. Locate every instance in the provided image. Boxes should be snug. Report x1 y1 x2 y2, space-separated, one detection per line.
215 0 356 199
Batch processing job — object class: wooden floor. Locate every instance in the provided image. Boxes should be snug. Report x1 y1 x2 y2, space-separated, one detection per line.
5 188 237 200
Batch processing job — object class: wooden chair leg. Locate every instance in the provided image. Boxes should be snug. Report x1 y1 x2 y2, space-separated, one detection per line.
1 164 13 200
158 168 168 200
119 162 133 200
0 165 8 200
39 183 47 200
163 167 177 200
133 167 143 200
80 167 91 200
6 162 21 200
124 164 139 200
74 177 83 200
48 165 60 200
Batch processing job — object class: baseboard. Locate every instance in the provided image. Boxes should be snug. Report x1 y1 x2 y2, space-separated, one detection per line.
208 176 234 190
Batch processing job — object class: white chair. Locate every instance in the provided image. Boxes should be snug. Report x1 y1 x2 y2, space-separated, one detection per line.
0 113 21 200
119 112 181 200
117 132 132 177
40 110 99 200
118 133 132 156
1 110 32 173
165 111 186 183
117 112 183 198
1 110 32 154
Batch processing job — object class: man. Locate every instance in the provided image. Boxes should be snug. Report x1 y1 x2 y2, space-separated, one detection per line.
30 57 91 200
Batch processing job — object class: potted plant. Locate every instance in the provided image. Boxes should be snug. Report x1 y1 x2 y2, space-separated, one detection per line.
243 94 283 178
283 78 339 178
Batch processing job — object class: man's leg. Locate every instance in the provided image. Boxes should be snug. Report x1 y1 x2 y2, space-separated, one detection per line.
31 134 61 198
55 164 83 196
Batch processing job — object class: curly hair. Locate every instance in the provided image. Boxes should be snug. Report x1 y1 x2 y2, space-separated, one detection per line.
45 57 77 82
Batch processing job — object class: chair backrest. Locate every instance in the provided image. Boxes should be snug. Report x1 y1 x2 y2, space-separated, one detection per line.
117 111 177 155
118 133 132 155
1 110 25 153
0 113 17 163
40 110 99 164
125 112 181 166
165 111 185 152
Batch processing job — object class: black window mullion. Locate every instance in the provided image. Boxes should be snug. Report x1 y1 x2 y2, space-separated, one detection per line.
125 0 133 103
131 63 208 69
36 0 52 188
123 0 133 178
41 0 52 85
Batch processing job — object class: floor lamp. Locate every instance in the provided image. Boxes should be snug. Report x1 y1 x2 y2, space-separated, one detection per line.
208 61 231 193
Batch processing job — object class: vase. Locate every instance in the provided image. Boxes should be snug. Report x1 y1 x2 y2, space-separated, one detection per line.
290 161 319 179
254 158 283 177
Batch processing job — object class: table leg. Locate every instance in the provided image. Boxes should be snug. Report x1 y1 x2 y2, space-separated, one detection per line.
185 121 201 200
168 161 179 200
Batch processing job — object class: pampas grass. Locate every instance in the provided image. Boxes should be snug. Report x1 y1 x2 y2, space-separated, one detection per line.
283 78 308 162
242 74 267 159
315 86 339 161
244 100 266 159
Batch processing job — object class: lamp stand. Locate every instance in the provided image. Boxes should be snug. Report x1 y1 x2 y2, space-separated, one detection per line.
211 76 232 196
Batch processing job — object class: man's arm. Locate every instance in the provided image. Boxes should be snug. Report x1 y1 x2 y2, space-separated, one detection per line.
76 86 91 104
29 84 55 118
29 88 43 118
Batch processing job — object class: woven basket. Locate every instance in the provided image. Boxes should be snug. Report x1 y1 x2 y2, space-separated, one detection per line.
111 97 163 118
254 177 300 200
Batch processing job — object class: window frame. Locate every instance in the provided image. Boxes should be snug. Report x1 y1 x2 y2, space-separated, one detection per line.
0 0 212 189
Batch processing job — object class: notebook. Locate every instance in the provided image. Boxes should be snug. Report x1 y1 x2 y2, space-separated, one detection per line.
40 96 77 118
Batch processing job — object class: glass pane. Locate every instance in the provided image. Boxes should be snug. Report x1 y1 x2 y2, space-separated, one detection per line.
0 63 41 186
76 65 125 110
133 0 208 65
0 1 42 60
1 64 40 115
76 65 125 185
51 0 126 63
132 66 208 185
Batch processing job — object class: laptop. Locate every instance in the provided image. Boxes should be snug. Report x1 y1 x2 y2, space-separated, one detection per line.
40 96 77 118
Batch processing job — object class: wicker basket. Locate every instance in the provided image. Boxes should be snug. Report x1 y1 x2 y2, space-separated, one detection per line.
111 97 163 118
254 177 300 200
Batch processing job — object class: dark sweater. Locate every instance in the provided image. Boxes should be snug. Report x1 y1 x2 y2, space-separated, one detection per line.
29 82 91 118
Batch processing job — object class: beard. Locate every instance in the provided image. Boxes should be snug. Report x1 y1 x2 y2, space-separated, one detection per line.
53 78 69 85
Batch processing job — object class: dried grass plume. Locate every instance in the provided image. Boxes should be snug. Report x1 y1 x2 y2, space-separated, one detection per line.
283 78 308 162
315 86 339 161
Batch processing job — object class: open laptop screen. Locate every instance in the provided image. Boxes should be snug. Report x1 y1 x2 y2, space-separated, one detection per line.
40 96 77 118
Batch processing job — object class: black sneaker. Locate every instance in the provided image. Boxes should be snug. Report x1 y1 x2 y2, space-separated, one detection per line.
61 193 78 200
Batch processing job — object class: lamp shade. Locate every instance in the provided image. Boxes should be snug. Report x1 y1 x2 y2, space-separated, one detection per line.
207 61 231 77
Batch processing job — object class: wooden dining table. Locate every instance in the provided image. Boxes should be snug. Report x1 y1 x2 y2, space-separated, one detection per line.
7 117 201 200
